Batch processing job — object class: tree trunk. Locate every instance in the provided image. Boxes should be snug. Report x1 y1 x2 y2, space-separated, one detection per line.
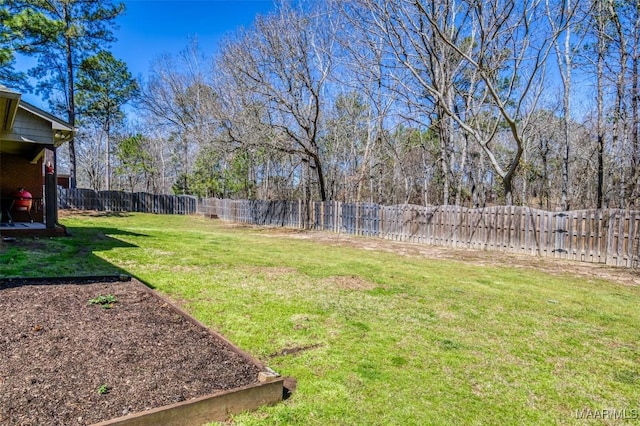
65 5 77 189
597 133 604 208
437 108 451 206
561 7 572 211
540 136 550 210
105 122 111 191
609 4 628 208
521 146 528 206
503 175 514 207
311 153 327 202
455 134 469 206
596 0 605 209
501 135 524 207
631 4 640 205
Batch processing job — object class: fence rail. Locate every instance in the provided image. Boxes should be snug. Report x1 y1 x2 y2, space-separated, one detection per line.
199 198 640 268
58 188 197 215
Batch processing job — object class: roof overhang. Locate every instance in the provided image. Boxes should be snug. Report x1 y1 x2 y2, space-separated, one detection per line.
0 139 48 163
0 87 21 131
0 89 76 161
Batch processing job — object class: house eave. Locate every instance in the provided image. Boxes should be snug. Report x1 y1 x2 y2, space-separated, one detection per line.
0 89 76 157
0 87 21 131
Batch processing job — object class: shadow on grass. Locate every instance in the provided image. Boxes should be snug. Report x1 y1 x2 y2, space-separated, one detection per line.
0 226 147 286
64 210 133 218
0 274 132 289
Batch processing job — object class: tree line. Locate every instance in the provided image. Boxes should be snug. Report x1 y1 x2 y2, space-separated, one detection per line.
3 0 639 210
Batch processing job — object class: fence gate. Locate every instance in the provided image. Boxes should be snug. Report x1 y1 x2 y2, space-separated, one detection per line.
553 212 568 256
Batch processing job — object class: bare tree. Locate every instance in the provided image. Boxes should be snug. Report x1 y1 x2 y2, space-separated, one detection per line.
546 0 591 210
137 40 218 194
632 1 640 205
356 0 575 205
330 0 404 203
117 0 640 209
214 3 335 201
75 124 106 191
581 0 640 208
594 0 607 208
607 1 630 207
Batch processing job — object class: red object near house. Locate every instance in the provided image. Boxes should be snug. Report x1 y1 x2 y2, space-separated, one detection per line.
13 187 33 211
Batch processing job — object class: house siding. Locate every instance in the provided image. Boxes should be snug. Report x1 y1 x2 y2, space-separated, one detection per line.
1 110 54 144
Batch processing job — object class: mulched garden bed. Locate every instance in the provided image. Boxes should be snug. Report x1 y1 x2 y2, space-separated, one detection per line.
0 277 265 425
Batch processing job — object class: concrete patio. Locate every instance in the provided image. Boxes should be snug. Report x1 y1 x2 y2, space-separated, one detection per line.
0 221 66 237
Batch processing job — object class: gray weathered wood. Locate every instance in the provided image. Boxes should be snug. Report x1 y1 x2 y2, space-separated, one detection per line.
59 193 640 268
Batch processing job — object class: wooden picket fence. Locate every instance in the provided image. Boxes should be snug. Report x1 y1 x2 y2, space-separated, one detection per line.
199 198 640 268
58 188 197 215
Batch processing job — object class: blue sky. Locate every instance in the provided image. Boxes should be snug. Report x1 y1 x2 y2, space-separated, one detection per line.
18 0 276 107
112 0 276 79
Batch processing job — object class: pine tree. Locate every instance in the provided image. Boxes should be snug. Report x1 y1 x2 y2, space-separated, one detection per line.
76 50 138 190
5 0 125 188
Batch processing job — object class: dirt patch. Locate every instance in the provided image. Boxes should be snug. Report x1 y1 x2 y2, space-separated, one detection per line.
58 210 131 219
248 266 299 278
0 279 263 425
236 224 640 287
320 275 377 291
269 343 323 358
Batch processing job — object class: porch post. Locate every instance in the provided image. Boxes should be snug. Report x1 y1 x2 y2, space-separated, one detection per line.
44 148 56 229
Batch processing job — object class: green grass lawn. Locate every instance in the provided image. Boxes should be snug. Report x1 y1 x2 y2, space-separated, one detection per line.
2 212 639 425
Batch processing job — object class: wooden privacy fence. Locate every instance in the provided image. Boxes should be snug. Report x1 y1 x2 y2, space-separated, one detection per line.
199 198 640 268
58 188 197 215
199 198 304 228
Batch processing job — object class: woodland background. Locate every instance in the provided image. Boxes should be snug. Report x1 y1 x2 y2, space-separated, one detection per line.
2 0 640 210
